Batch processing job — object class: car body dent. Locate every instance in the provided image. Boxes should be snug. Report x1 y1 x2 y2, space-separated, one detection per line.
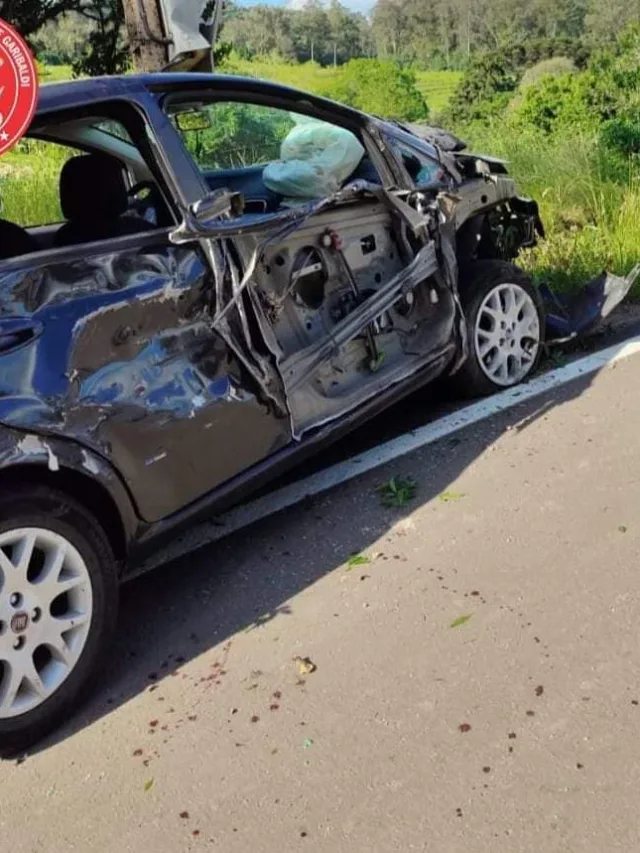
0 425 140 550
0 230 291 523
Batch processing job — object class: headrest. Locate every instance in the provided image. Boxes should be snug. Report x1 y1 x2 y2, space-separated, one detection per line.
60 154 128 222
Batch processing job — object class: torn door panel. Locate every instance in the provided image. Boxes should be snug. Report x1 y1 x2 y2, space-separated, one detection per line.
179 181 461 439
0 238 291 522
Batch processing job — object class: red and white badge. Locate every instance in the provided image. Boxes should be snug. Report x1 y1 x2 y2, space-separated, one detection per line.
0 19 38 156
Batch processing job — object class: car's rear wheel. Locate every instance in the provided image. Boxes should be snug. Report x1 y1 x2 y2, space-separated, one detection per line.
0 486 118 755
454 260 545 396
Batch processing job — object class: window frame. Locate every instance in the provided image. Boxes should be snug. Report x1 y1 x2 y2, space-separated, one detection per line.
0 99 180 267
160 88 394 195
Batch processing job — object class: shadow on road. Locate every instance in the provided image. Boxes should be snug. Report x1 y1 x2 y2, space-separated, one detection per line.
28 343 633 755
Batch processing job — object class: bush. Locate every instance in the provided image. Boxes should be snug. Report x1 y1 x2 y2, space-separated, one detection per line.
600 119 640 157
448 50 519 124
520 57 576 88
511 73 593 134
321 59 429 122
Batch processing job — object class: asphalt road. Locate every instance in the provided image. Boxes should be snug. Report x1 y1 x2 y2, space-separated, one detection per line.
2 334 640 852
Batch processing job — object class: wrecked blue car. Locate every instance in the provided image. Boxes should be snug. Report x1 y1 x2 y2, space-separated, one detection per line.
0 73 630 752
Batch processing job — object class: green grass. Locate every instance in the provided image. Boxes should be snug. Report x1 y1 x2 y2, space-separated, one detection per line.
224 60 462 118
414 70 463 116
222 56 342 93
0 141 70 226
38 63 73 83
460 122 640 294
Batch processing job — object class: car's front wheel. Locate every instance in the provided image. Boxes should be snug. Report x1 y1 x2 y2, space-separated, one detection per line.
454 260 545 396
0 485 118 755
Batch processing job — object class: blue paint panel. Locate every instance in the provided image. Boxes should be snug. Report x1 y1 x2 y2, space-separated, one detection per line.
0 236 291 522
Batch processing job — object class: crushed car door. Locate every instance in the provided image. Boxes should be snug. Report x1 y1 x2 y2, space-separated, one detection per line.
167 100 461 440
0 112 291 523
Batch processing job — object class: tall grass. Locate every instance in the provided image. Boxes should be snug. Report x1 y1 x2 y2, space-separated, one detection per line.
462 123 640 293
0 142 70 226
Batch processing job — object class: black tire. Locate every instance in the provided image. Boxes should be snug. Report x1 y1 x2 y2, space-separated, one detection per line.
0 485 118 756
453 260 545 397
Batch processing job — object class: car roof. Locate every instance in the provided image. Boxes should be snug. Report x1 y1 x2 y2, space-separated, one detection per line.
37 73 368 124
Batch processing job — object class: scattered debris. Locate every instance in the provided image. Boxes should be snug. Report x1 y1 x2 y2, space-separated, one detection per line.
273 691 282 700
618 525 628 533
482 766 491 773
458 723 472 733
303 738 314 749
294 656 317 676
526 710 535 717
179 811 190 820
270 704 280 711
543 264 640 342
535 685 544 697
144 779 154 793
576 763 584 770
508 732 516 739
450 614 472 628
377 476 417 508
250 715 260 723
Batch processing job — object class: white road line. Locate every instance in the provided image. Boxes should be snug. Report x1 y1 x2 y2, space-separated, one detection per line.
140 334 640 573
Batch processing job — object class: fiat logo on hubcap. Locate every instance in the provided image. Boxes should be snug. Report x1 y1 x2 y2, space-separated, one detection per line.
10 612 29 634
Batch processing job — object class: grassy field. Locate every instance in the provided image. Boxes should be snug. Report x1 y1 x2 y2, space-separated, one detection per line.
223 58 462 117
414 70 463 116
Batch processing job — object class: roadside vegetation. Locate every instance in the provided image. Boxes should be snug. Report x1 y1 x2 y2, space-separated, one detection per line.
2 3 640 295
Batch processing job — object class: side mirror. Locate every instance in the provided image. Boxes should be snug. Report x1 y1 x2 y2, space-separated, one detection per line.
192 190 244 221
169 190 245 244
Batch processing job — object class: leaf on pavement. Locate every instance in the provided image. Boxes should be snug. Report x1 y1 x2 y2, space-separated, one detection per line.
346 554 370 570
450 614 472 628
144 778 154 792
439 491 467 503
294 656 317 676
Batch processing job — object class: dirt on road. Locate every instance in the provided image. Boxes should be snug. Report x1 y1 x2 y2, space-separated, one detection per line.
2 351 640 853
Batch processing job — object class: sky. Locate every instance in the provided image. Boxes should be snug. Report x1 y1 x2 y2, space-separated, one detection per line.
235 0 375 14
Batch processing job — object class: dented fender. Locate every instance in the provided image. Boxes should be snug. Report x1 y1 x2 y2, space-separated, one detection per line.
0 424 141 549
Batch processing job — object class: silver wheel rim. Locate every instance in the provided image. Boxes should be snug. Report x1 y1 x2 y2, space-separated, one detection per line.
474 283 541 387
0 528 93 719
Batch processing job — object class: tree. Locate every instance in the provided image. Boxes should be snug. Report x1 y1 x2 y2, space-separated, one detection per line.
74 0 128 75
326 0 361 66
121 0 168 71
0 0 78 39
294 0 330 63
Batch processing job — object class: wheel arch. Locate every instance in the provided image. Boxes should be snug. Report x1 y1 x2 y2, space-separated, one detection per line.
0 431 141 569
